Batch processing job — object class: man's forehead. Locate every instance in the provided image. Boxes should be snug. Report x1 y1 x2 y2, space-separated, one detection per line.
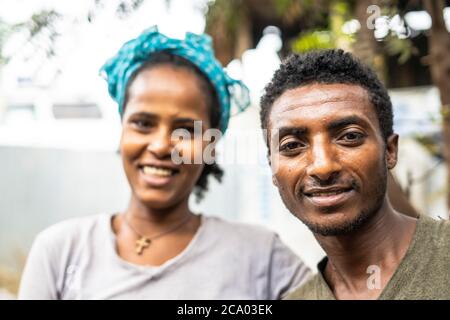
266 83 383 137
273 83 370 112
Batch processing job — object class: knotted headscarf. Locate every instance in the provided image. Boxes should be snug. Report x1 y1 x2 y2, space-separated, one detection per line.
100 26 250 133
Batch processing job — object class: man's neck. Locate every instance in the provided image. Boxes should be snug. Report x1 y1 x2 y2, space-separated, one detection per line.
315 198 418 299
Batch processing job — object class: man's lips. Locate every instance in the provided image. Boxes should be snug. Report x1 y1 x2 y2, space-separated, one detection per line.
303 186 355 208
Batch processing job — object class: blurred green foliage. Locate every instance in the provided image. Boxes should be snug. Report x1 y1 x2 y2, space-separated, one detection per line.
292 30 336 52
291 0 355 52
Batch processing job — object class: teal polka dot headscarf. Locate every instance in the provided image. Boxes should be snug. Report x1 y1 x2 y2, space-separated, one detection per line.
99 26 250 133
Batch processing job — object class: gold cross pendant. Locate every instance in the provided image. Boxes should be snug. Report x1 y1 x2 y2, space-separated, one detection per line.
135 237 151 255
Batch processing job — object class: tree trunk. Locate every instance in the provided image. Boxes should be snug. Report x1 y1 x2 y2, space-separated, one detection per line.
423 0 450 217
388 172 419 217
234 11 252 59
352 0 422 216
352 0 387 83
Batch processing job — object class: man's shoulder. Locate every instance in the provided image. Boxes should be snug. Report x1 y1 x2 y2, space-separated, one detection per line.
422 214 450 267
420 214 450 247
284 273 322 300
389 214 450 299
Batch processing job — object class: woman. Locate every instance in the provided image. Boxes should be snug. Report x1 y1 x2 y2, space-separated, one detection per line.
18 27 310 299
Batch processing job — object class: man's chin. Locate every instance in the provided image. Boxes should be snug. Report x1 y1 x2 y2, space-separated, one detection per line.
299 211 374 237
305 220 361 237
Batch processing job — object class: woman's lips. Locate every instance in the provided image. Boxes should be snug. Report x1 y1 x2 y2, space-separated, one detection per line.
304 189 355 208
138 165 179 188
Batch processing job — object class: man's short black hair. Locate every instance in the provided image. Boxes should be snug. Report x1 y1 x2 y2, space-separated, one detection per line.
260 49 394 142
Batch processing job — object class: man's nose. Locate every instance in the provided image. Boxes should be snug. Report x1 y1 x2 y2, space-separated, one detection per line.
306 138 341 184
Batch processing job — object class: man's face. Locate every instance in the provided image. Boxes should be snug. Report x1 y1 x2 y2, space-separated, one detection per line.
268 83 398 236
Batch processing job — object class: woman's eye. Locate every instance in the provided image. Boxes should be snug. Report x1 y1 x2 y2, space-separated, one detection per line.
180 126 195 133
133 119 152 129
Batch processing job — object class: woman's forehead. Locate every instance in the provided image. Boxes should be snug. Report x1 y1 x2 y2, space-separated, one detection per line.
128 65 204 97
125 66 209 119
124 102 208 121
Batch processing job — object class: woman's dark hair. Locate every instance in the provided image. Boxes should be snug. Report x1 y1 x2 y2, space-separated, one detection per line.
124 51 223 201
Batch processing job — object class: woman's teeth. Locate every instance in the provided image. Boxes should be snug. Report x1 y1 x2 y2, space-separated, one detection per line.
142 166 174 177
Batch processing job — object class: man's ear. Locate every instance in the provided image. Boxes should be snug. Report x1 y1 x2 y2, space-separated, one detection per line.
272 174 278 187
267 152 278 187
386 134 399 170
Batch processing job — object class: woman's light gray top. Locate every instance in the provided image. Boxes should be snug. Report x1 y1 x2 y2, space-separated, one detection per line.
18 214 311 300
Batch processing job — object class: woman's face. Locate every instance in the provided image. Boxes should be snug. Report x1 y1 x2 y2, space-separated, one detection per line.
120 65 212 209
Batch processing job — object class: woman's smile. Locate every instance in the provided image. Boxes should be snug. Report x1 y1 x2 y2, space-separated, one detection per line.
138 163 181 188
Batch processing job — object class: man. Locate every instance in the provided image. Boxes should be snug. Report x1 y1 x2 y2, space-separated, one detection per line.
260 49 450 300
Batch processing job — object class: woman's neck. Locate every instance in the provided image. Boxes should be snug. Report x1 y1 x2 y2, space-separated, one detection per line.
113 194 201 266
125 194 194 233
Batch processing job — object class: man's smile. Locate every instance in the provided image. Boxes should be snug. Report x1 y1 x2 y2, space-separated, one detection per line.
302 185 355 209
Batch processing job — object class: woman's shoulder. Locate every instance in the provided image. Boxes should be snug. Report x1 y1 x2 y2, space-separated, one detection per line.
201 215 279 245
199 215 311 290
33 213 112 250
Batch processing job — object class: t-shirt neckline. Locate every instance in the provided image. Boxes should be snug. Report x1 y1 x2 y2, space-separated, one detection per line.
103 212 207 274
316 214 428 300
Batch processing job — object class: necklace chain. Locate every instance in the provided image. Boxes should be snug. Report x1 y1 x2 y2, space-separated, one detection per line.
123 213 192 255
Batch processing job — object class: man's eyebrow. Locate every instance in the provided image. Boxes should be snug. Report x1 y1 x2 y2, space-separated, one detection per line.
326 115 368 131
277 126 308 139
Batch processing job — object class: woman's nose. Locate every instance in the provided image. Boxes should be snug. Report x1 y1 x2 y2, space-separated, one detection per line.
146 128 174 159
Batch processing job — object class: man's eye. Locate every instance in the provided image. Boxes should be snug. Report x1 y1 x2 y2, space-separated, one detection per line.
280 141 304 152
340 132 365 142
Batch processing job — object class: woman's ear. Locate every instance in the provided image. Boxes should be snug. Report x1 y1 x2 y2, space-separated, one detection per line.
386 134 399 170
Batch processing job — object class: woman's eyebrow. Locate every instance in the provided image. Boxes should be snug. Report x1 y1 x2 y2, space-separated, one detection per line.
173 117 197 124
128 111 158 119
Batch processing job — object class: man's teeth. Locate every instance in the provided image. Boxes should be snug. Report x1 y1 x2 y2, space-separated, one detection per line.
311 190 347 197
142 166 174 177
